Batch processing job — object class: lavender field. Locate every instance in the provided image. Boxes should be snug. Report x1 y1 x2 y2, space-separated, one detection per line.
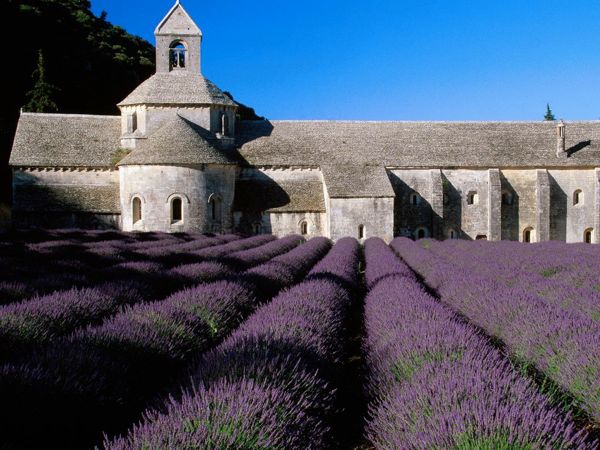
0 230 598 449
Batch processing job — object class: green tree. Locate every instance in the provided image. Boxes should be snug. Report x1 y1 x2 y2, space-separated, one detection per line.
544 103 555 121
23 50 59 113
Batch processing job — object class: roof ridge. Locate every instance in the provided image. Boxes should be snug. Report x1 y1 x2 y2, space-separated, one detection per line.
20 112 120 120
253 120 600 124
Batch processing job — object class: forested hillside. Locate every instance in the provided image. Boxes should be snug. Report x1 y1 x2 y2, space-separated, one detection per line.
0 0 155 207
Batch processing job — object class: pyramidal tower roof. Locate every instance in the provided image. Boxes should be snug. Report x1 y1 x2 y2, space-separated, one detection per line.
119 1 235 108
154 0 202 36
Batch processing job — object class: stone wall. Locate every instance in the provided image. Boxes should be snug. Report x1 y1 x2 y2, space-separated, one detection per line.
119 164 235 233
441 169 490 240
389 169 435 238
12 168 120 229
500 170 538 241
548 169 596 242
328 197 394 242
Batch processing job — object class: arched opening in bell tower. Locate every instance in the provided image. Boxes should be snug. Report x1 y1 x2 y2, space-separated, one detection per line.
169 41 187 70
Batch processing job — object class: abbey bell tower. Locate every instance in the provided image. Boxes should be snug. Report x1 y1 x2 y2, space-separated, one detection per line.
155 0 203 74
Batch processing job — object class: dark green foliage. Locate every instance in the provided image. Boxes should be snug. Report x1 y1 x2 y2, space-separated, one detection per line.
544 103 556 121
0 0 156 204
23 50 59 113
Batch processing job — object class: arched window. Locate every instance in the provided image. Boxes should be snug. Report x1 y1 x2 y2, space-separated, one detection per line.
132 197 142 224
501 191 513 206
467 191 479 205
448 228 457 239
523 227 534 243
358 224 365 240
209 195 222 222
409 193 420 206
417 228 426 239
573 189 583 206
300 220 308 235
584 228 593 244
252 222 262 235
171 197 182 223
476 234 488 241
169 41 187 69
221 113 230 136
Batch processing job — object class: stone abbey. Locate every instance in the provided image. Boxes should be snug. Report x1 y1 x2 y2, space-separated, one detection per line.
9 1 600 243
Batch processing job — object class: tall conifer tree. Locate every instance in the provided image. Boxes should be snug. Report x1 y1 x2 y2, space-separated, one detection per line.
23 50 59 113
544 103 556 121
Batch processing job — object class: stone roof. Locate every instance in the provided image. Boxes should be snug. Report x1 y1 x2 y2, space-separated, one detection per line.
118 114 239 166
237 120 600 168
118 73 236 107
321 165 395 198
13 184 120 213
233 178 326 213
9 113 121 168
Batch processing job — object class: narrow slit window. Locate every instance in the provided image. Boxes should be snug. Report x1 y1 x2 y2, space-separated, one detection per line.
209 196 221 222
171 198 182 223
132 197 142 224
300 220 308 235
358 224 365 240
467 191 479 205
573 190 583 206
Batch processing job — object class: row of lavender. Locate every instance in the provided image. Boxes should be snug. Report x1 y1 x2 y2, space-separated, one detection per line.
0 234 307 362
392 238 600 425
425 239 600 321
363 238 595 448
105 237 361 449
0 235 334 448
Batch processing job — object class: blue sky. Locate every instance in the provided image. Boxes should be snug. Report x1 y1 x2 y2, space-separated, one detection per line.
91 0 600 121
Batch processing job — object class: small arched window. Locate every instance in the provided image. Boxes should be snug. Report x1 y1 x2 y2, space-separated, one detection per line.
209 195 222 222
300 220 308 235
476 234 488 241
416 228 426 239
501 191 513 206
221 113 230 136
523 227 534 243
170 42 187 69
358 224 365 240
132 197 142 224
467 191 479 205
171 197 182 223
573 189 583 206
252 222 262 235
584 228 593 244
448 228 457 239
409 193 420 206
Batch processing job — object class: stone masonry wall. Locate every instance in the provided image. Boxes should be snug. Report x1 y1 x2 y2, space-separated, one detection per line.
119 164 235 233
328 197 394 242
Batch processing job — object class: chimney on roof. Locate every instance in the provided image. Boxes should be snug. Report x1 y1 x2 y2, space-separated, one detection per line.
556 120 566 158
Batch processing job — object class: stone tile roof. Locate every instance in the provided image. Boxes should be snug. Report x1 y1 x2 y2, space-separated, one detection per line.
13 184 120 213
118 73 236 107
9 113 121 168
233 178 325 213
237 120 600 168
321 165 395 197
118 114 239 166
